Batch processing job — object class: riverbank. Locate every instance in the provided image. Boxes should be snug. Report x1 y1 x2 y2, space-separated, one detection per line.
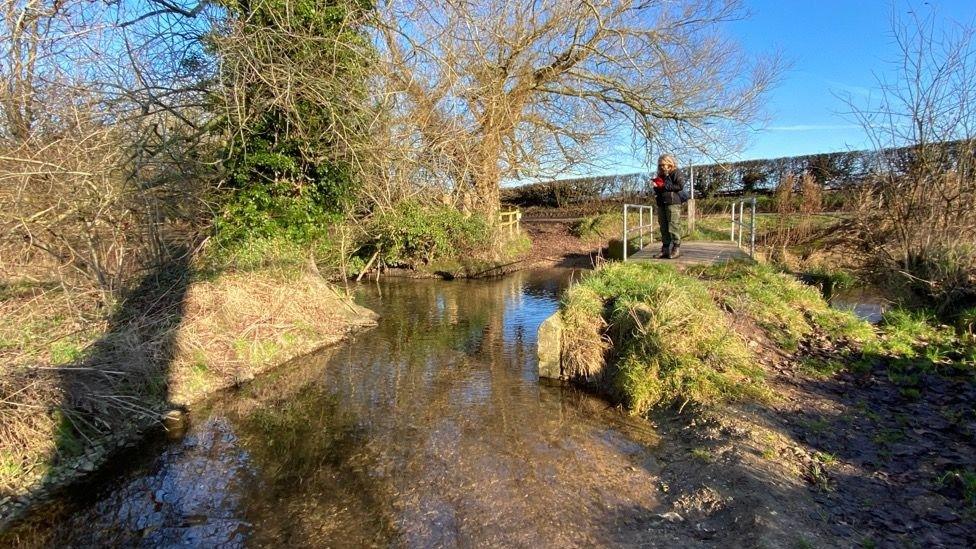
552 261 976 546
0 217 588 526
0 265 377 529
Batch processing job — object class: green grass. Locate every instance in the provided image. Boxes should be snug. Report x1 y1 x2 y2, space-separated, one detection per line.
560 262 767 412
691 261 876 351
184 352 213 395
957 307 976 335
0 451 24 486
686 214 731 241
234 337 282 368
573 213 623 242
872 427 905 447
813 451 838 466
559 261 885 412
861 308 976 371
800 357 847 378
938 469 976 508
801 265 857 301
50 340 86 365
686 213 843 241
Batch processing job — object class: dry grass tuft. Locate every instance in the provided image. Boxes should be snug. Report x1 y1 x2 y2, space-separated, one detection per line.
0 268 376 500
169 272 376 404
559 285 611 379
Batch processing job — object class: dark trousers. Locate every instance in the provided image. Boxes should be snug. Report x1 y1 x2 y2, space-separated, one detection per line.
657 203 681 248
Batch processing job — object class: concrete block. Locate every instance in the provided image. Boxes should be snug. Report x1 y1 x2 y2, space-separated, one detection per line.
537 312 563 379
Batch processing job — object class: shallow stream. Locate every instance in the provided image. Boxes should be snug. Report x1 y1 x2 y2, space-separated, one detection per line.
13 270 668 546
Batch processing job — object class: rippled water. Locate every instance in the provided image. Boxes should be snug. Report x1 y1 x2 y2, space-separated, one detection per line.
10 270 667 547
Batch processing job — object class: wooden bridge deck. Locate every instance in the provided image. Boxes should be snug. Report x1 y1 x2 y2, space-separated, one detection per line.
628 240 749 267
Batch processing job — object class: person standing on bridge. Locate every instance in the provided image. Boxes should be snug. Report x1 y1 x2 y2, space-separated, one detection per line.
652 154 685 259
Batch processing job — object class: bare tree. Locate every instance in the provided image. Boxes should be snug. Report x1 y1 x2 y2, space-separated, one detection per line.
371 0 780 220
845 8 976 307
0 0 217 300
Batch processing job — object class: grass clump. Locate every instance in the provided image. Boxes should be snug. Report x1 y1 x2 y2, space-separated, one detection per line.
692 261 875 350
864 308 976 368
800 357 847 379
938 469 976 508
560 262 766 413
559 284 610 380
803 265 856 299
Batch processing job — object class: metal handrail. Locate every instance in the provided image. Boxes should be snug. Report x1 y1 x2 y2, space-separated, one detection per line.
730 197 757 258
622 203 655 262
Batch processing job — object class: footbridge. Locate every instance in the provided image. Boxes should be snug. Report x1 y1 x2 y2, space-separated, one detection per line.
621 198 757 267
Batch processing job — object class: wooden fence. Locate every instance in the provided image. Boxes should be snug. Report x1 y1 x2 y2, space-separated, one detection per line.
499 209 522 237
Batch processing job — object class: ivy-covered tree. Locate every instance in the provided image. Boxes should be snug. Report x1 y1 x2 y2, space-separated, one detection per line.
211 0 373 245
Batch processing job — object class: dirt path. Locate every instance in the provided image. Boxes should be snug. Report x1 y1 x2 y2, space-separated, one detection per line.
633 335 976 548
523 218 601 269
765 340 976 546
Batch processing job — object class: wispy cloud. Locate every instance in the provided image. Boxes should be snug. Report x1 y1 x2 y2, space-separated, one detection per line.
766 124 861 132
825 79 873 99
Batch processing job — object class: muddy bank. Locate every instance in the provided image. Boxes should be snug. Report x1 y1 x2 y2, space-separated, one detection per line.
549 261 976 546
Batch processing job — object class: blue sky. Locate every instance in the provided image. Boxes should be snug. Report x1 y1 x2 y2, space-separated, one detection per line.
518 1 976 181
730 0 976 161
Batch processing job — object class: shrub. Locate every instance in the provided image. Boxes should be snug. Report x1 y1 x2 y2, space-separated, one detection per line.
903 244 976 317
215 178 344 238
369 201 491 267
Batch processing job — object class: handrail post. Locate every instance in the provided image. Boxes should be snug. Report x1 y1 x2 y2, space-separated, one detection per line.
650 205 654 244
639 207 644 250
750 197 757 258
730 201 736 242
623 204 628 262
738 201 744 248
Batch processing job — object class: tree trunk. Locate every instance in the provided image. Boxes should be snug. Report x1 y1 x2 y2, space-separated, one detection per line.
472 136 502 224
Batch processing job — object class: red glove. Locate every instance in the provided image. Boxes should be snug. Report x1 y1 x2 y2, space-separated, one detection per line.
653 176 664 188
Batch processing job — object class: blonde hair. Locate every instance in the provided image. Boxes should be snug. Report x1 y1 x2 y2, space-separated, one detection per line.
658 154 678 174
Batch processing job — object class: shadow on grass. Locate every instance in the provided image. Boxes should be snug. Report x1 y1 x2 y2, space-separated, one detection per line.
47 249 193 496
765 346 976 546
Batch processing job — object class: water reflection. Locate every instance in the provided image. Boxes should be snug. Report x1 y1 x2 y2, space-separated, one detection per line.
15 270 665 546
830 287 890 324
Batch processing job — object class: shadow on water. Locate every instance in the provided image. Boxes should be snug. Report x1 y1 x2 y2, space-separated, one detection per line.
3 268 680 546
